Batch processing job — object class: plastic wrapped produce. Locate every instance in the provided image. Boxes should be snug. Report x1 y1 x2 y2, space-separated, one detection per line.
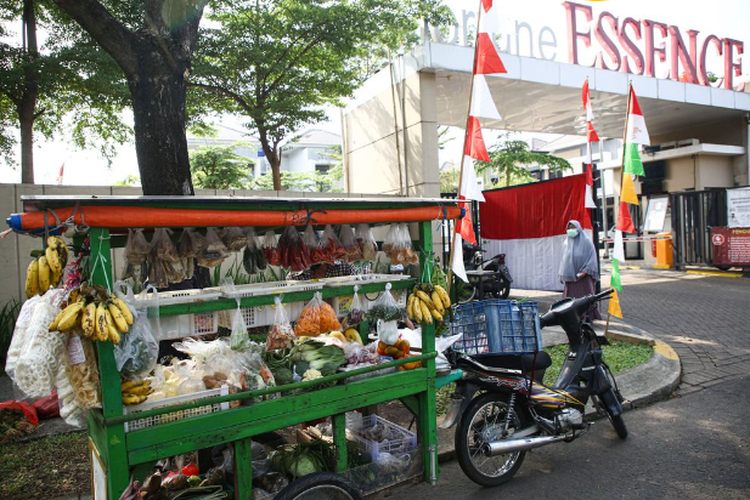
279 226 310 271
176 228 204 280
230 299 250 352
303 225 323 264
197 227 229 268
294 292 341 337
221 226 249 252
242 228 267 275
262 230 281 266
266 296 295 350
5 295 41 379
14 292 65 398
355 223 378 261
339 225 362 262
64 332 102 409
383 224 418 265
55 362 86 427
121 229 151 282
148 228 185 287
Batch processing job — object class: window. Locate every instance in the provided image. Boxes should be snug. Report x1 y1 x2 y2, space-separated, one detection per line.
315 164 330 175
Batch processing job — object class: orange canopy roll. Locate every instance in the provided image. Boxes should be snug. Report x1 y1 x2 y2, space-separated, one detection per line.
14 205 461 231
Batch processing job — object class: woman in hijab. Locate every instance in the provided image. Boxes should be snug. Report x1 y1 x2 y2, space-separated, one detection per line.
559 219 601 321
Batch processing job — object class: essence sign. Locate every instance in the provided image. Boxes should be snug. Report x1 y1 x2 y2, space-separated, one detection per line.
564 1 744 90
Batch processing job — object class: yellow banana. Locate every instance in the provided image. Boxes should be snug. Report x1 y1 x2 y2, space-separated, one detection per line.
430 307 444 322
68 286 80 304
95 302 108 341
415 290 435 309
406 295 415 319
431 291 444 315
105 309 121 344
120 380 139 392
37 256 51 292
435 285 451 308
47 236 68 268
413 296 423 323
49 315 60 332
81 302 97 337
128 384 153 396
50 266 62 288
108 302 130 333
45 245 62 275
25 259 39 298
57 300 84 331
111 297 134 326
122 394 145 405
419 301 432 325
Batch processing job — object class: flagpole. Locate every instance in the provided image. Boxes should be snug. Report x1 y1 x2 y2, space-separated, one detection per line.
605 81 634 335
446 0 484 291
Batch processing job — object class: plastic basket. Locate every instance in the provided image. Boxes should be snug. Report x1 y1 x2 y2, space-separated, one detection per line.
123 386 229 433
347 413 417 462
219 281 324 329
449 302 490 355
135 289 221 340
484 300 541 353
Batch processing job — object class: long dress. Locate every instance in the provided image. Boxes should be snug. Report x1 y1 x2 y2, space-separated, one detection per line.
563 274 602 322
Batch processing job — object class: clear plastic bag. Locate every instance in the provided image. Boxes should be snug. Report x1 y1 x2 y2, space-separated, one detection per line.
230 298 250 351
148 228 185 287
294 292 340 337
369 284 401 344
5 295 41 380
221 226 249 252
355 223 378 261
262 230 281 266
197 227 229 268
64 334 102 409
339 225 362 262
113 281 159 379
122 228 151 282
384 224 418 265
303 225 322 265
243 228 267 275
279 226 310 271
341 286 365 331
266 296 295 350
321 224 345 262
56 362 86 427
176 228 203 281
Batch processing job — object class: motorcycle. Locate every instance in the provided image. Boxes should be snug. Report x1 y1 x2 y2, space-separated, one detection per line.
442 288 626 487
459 243 513 302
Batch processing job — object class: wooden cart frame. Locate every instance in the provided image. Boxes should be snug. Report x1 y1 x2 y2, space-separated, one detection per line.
16 195 463 499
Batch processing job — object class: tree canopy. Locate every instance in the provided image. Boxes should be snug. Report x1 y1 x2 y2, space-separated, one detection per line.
190 143 254 190
190 0 452 190
476 138 572 188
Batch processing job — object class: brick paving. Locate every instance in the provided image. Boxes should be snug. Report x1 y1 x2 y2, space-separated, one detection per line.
611 267 750 395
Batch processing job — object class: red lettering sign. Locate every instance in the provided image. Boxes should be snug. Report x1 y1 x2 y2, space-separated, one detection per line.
711 227 750 266
563 1 745 90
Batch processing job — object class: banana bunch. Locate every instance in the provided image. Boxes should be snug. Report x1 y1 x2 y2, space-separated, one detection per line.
50 283 134 345
406 283 451 325
121 379 153 406
25 236 69 298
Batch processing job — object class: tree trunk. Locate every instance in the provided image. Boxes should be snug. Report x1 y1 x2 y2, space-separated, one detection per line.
19 0 38 184
127 55 194 196
18 99 35 184
258 128 282 191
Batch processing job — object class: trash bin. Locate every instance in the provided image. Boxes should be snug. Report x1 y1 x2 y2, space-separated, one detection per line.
655 232 673 269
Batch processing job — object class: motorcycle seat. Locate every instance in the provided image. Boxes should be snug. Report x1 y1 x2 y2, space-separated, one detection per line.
458 351 552 375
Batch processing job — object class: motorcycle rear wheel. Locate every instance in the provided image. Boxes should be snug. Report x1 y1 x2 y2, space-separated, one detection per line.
455 392 526 487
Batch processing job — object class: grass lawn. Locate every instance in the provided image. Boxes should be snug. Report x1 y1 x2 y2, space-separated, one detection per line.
436 340 653 415
0 431 89 500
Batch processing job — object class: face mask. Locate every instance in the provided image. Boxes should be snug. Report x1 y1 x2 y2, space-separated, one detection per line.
567 228 579 238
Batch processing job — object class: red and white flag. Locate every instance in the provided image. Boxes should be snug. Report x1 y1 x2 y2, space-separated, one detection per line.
582 78 599 143
626 88 650 146
478 0 501 34
55 163 65 185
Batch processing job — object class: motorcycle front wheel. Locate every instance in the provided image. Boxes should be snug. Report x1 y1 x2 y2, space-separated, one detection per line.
596 390 628 440
455 392 526 487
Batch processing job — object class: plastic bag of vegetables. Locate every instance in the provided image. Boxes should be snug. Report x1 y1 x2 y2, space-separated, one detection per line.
293 292 340 337
113 282 159 379
355 223 378 261
230 298 250 351
270 440 335 479
369 284 402 345
266 296 295 351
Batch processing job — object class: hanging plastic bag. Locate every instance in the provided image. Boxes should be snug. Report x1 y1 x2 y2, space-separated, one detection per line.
384 224 417 265
230 299 250 351
339 225 362 262
148 228 185 287
113 282 159 380
279 226 310 271
355 223 378 261
321 224 345 262
368 284 402 345
122 229 151 281
176 228 203 281
266 296 295 350
303 225 323 265
242 228 266 275
5 295 41 380
294 292 340 337
14 291 65 398
221 226 249 252
197 227 229 268
341 286 365 331
64 333 102 409
262 230 281 266
55 362 86 427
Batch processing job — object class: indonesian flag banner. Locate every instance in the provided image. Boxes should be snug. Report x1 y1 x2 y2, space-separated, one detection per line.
478 0 501 34
474 33 507 75
451 234 469 283
471 75 502 120
584 163 596 209
479 174 592 291
623 86 649 177
460 156 485 202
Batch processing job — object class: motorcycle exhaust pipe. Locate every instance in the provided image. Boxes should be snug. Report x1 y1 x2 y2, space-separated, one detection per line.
482 434 568 456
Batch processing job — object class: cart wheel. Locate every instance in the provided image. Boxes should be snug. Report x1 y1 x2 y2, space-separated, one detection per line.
273 472 363 500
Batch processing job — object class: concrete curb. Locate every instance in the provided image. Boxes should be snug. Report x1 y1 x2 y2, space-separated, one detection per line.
436 332 682 464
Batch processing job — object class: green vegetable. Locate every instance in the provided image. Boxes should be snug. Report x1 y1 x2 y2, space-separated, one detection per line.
291 340 346 376
270 440 334 479
368 304 402 322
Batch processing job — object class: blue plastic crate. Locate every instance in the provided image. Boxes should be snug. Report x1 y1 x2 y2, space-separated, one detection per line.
449 302 490 355
484 300 542 353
